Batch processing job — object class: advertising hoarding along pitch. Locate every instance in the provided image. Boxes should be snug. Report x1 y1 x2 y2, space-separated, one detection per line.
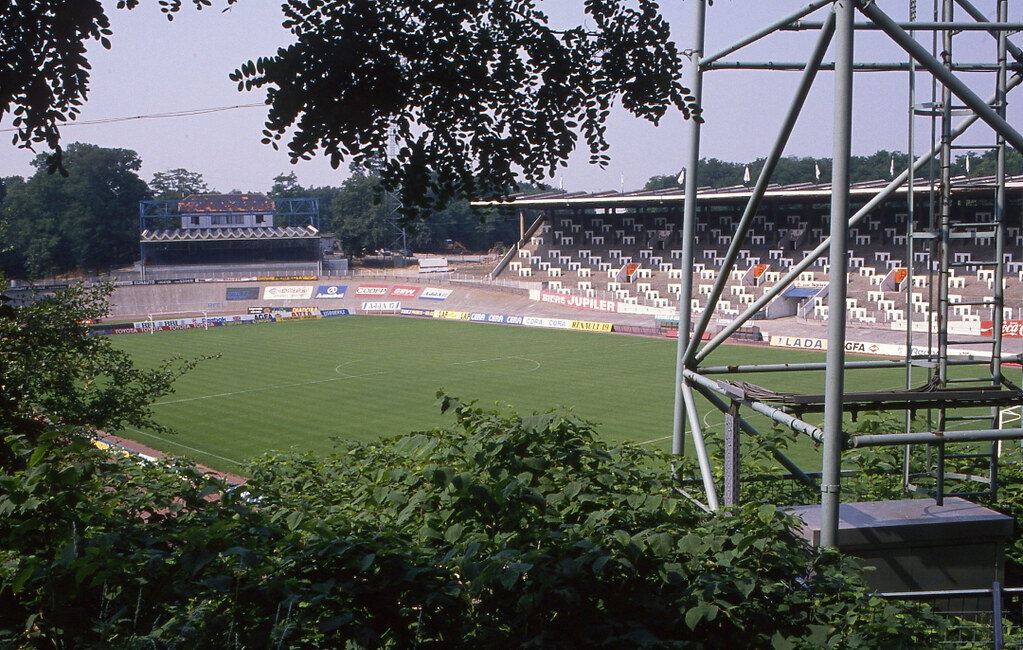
570 320 613 332
226 287 259 300
434 310 470 320
263 285 314 300
770 335 826 350
361 301 401 311
389 285 420 298
419 288 452 300
355 285 389 296
320 308 354 317
286 307 321 320
315 285 348 299
538 290 617 313
982 320 1023 337
400 308 435 317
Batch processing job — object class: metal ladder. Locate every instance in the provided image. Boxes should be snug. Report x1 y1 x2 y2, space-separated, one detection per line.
933 211 1006 501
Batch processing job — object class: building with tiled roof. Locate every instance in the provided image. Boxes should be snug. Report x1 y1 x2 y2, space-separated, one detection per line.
138 194 327 279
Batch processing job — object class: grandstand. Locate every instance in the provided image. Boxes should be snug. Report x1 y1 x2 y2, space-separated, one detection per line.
137 194 342 280
483 175 1023 341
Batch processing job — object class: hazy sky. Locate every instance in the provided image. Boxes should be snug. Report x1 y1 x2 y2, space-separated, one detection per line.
1 1 1020 193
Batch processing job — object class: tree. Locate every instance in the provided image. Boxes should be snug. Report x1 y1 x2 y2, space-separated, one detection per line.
235 0 698 222
149 167 212 200
268 171 304 198
696 158 747 187
330 168 394 256
1 1 700 223
0 281 195 470
0 143 150 277
847 150 905 182
0 1 234 175
644 173 682 191
641 150 1006 191
955 148 1023 177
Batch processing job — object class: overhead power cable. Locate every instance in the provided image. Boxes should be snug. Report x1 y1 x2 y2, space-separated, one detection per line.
0 103 265 133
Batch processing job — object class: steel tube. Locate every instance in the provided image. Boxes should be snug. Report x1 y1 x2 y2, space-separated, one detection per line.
682 381 719 510
953 0 1023 61
686 10 836 362
851 428 1023 448
691 382 817 488
820 0 855 549
993 0 1008 385
785 20 1023 31
683 369 827 444
700 0 833 67
903 13 918 493
938 0 955 390
695 354 1022 375
704 61 1009 72
859 1 1023 154
672 0 707 457
694 74 1023 363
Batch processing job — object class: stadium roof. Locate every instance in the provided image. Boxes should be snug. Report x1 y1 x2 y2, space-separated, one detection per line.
473 174 1023 209
140 225 319 242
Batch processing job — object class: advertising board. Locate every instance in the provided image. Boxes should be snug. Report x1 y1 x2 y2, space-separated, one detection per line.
361 301 401 311
226 287 259 300
263 285 314 300
314 285 348 299
355 285 389 296
389 285 420 298
419 288 453 300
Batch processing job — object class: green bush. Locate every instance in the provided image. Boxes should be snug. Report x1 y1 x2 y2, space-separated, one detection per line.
0 285 944 647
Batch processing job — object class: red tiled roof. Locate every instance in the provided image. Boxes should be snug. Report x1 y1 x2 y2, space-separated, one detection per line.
178 194 274 214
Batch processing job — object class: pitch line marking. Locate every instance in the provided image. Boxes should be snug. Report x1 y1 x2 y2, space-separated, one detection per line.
155 369 392 405
448 355 542 372
634 435 672 446
335 360 366 378
123 427 244 466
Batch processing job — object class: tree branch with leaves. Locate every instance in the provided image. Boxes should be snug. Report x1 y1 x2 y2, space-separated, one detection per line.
232 0 698 222
0 1 699 223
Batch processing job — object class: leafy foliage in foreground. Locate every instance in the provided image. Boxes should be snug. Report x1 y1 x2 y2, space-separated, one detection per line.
0 283 195 467
0 286 943 647
244 396 943 648
0 399 946 647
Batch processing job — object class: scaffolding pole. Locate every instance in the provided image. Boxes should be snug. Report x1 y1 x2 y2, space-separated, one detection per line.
672 0 707 457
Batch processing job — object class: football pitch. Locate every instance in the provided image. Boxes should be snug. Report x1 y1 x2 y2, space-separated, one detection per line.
110 316 924 474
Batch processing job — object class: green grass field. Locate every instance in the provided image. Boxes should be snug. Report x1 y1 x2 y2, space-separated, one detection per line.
110 316 996 474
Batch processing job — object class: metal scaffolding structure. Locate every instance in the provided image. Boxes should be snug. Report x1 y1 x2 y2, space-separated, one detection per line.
674 0 1023 546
